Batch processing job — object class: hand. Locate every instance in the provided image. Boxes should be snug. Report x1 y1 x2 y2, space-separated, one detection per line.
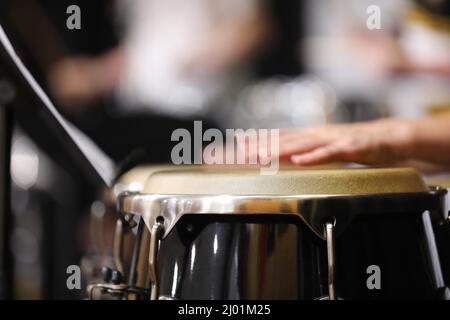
47 57 98 108
47 48 123 110
275 119 413 166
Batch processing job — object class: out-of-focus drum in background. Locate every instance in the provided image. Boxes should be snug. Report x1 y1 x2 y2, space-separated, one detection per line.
81 165 176 297
88 166 450 300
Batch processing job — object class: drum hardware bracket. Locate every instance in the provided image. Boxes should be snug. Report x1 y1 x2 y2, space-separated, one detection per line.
118 189 449 242
116 191 139 230
86 265 151 300
113 219 125 275
422 211 447 294
324 220 336 301
149 219 164 300
128 217 145 288
443 214 450 227
87 282 150 300
113 213 140 276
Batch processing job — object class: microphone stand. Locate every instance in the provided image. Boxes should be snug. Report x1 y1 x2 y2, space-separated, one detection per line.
0 79 15 299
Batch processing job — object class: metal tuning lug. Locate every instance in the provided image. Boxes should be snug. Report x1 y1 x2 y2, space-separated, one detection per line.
325 220 336 301
149 219 164 300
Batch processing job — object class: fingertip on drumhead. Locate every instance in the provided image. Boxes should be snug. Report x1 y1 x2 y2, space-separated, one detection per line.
291 154 311 165
291 154 325 166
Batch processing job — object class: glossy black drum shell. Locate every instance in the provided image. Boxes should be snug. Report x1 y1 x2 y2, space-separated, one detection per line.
158 217 327 300
155 191 449 300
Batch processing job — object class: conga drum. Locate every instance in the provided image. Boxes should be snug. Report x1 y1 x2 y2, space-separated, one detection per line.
92 167 450 300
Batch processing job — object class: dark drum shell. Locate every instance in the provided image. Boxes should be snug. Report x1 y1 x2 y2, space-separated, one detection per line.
155 190 448 300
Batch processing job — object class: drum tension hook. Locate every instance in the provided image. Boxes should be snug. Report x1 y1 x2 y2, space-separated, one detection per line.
149 218 165 300
324 219 336 301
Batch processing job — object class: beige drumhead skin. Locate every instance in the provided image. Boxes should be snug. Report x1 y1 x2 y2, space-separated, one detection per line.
117 163 339 190
102 165 183 203
118 165 178 190
143 167 428 196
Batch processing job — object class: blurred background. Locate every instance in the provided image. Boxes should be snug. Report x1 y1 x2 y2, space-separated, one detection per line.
0 0 448 299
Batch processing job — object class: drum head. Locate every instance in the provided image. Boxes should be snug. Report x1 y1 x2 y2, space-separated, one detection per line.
115 163 346 194
143 167 428 195
117 165 178 192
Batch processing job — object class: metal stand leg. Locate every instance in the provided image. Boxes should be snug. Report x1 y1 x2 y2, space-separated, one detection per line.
0 100 13 299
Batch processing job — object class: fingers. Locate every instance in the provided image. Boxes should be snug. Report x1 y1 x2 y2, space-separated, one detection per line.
235 130 278 163
278 138 325 157
240 122 393 166
234 125 361 166
236 127 333 163
278 128 331 158
291 145 342 165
